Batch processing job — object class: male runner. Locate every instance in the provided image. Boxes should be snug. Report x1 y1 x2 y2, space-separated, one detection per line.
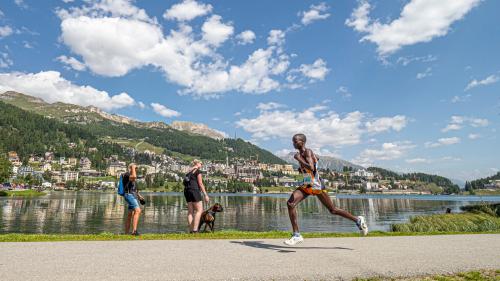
284 133 368 246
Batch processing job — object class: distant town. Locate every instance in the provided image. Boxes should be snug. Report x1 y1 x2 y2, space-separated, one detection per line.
3 143 499 195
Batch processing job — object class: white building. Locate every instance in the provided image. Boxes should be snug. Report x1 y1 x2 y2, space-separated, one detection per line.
354 169 374 178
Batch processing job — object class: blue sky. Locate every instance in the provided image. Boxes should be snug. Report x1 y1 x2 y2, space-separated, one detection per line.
0 0 498 181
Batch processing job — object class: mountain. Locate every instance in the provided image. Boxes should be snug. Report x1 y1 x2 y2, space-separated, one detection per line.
171 121 226 140
279 152 363 171
0 101 127 170
0 91 285 164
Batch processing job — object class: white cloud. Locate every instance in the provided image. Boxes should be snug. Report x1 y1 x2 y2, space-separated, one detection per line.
451 94 471 103
15 0 28 9
425 137 460 148
256 102 285 111
0 26 13 38
365 115 408 133
299 3 330 26
336 86 352 99
237 106 408 151
405 158 430 164
201 15 234 47
441 115 489 132
267 29 285 46
163 0 212 22
150 103 181 118
298 59 329 81
468 133 481 140
56 1 324 97
354 141 415 166
138 101 146 109
62 0 75 3
0 52 13 68
57 55 87 71
465 74 499 91
275 148 294 158
236 30 256 45
345 0 481 56
0 71 135 110
416 67 432 79
397 55 437 66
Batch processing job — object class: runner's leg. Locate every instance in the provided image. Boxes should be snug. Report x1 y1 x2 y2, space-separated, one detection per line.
287 189 307 233
316 192 357 222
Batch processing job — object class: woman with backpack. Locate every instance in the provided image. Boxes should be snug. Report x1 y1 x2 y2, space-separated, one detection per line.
183 159 209 233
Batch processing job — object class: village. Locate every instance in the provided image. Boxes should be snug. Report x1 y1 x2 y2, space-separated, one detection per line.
3 145 493 194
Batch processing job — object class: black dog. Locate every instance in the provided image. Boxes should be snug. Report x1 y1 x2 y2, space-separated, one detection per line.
198 203 224 232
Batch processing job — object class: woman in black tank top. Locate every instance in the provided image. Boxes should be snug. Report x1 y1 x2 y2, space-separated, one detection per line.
184 159 209 233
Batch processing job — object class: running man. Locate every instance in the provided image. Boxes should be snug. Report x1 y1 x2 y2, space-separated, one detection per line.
284 133 368 246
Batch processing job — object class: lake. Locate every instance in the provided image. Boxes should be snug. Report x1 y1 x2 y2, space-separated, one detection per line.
1 191 499 234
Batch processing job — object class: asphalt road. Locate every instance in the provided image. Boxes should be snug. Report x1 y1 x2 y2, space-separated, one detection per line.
1 234 499 280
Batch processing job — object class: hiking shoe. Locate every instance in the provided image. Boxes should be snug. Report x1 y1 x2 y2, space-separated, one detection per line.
356 216 368 236
283 234 304 246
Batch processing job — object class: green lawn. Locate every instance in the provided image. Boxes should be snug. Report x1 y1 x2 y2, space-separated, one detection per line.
0 190 46 197
1 230 499 243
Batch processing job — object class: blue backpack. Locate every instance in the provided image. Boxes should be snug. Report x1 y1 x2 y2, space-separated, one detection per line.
117 175 125 196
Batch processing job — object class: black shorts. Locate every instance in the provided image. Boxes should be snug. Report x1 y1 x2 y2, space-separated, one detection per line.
184 188 202 203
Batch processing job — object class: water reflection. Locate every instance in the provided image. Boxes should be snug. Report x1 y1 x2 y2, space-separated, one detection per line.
0 192 498 234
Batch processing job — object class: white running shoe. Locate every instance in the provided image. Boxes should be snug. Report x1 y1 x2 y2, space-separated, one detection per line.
356 216 369 236
283 234 304 246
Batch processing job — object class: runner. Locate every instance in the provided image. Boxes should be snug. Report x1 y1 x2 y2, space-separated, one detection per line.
284 133 368 246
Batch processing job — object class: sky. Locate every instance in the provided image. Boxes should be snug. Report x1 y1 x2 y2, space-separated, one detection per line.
0 0 498 181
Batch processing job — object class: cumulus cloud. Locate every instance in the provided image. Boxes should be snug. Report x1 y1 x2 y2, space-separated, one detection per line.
425 137 460 148
236 30 256 45
365 115 407 133
297 59 329 81
354 141 415 166
237 105 408 152
0 26 13 38
465 74 499 91
345 0 481 56
163 0 212 22
151 102 181 118
267 29 285 46
441 115 489 132
201 15 234 47
0 71 135 110
57 55 87 71
299 3 330 26
56 0 325 97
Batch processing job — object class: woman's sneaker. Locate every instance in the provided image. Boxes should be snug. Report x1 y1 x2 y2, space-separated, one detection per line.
356 216 368 236
284 234 304 246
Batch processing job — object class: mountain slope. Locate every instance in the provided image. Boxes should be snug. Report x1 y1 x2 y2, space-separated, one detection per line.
0 91 285 164
0 101 128 170
279 152 363 171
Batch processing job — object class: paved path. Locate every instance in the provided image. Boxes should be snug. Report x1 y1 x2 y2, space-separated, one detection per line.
1 234 499 280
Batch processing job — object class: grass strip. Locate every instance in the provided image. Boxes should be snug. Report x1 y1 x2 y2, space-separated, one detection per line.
354 269 500 281
1 230 499 243
0 190 46 197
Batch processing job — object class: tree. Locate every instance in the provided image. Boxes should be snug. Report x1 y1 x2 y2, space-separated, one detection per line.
0 152 12 183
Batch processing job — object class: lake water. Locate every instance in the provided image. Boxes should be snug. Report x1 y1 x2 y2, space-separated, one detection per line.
1 191 499 234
